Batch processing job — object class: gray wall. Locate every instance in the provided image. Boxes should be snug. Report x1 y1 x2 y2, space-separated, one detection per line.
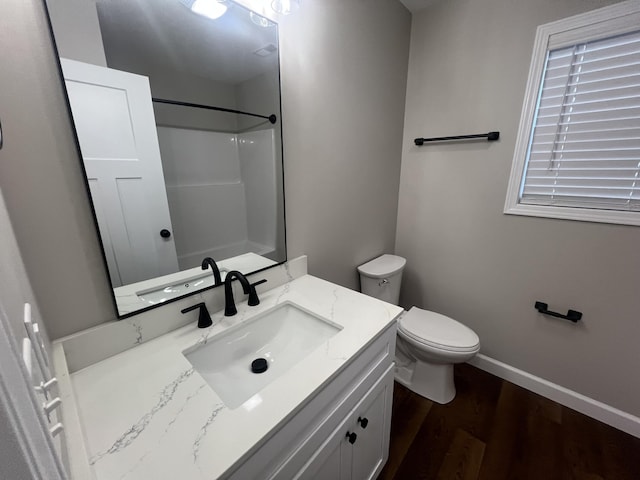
0 0 410 339
395 0 640 416
46 0 107 67
280 0 411 288
118 64 240 133
236 67 280 133
0 193 52 362
0 0 115 339
236 68 285 261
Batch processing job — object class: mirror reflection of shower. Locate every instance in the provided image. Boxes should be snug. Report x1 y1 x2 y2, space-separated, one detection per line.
158 125 278 270
45 0 286 316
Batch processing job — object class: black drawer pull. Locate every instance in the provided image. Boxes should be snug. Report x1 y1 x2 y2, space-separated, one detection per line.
345 431 357 444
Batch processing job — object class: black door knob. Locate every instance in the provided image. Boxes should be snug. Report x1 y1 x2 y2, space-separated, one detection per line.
160 229 171 238
345 431 357 444
357 417 369 429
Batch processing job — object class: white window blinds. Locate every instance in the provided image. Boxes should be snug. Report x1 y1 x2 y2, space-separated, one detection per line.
520 29 640 211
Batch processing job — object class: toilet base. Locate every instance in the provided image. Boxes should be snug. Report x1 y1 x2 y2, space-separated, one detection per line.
394 359 456 404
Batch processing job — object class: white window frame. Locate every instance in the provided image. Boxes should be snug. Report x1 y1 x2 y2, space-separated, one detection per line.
504 0 640 226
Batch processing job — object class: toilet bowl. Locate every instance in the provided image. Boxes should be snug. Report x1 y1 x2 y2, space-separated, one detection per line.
357 254 480 404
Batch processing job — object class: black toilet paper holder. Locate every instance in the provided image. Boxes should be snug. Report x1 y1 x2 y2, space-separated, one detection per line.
534 301 582 323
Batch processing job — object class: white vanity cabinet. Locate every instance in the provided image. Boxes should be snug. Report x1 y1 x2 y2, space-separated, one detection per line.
298 365 394 480
226 324 397 480
61 271 404 480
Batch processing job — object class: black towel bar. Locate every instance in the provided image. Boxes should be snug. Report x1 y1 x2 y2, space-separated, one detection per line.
534 301 582 323
414 131 499 146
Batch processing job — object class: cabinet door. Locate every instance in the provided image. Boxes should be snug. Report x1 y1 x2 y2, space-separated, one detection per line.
348 367 394 480
294 421 350 480
294 365 394 480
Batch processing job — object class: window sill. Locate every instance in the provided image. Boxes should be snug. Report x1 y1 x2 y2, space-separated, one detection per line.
503 203 640 227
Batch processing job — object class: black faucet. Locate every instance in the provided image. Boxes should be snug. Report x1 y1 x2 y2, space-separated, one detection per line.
201 257 222 285
181 302 213 328
224 270 268 316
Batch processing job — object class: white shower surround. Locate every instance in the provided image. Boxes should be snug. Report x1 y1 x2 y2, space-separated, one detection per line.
157 126 278 270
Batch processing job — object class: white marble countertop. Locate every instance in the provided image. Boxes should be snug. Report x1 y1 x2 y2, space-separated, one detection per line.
71 274 402 479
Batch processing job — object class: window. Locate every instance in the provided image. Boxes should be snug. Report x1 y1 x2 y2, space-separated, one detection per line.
504 0 640 226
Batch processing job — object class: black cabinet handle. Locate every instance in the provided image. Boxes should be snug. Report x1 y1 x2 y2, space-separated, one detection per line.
357 417 368 429
160 229 171 238
345 431 357 444
534 301 582 323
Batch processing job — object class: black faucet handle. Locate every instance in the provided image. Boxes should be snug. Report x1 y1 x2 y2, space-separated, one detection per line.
181 302 213 328
248 279 268 306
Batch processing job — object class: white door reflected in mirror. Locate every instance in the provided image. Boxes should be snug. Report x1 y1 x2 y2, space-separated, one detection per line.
62 58 179 287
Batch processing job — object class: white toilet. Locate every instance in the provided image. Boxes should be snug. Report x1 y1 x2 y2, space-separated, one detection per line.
358 254 480 404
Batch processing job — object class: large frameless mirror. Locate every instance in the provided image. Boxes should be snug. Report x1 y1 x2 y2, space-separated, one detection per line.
45 0 286 317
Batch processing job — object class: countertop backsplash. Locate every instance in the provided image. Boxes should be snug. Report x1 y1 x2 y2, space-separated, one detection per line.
57 256 307 374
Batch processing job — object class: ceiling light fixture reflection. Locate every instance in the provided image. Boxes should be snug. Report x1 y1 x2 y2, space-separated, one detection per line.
179 0 228 20
250 11 274 27
271 0 300 15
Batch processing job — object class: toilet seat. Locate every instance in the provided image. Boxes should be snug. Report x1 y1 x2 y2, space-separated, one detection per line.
398 307 480 353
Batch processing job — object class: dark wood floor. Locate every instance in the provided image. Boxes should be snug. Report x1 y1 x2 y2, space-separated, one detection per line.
379 364 640 480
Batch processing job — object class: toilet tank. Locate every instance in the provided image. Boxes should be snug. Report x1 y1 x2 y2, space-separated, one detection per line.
357 254 406 306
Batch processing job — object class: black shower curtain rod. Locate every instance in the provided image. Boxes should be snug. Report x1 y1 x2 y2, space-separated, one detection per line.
152 97 277 124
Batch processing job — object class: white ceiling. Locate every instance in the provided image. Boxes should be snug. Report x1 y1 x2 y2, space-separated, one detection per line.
96 0 279 85
95 0 438 85
398 0 441 13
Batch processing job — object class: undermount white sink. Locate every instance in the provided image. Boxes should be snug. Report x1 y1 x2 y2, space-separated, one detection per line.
136 270 228 305
183 302 342 409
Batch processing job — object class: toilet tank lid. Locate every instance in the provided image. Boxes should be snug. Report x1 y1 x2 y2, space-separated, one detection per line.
357 254 406 278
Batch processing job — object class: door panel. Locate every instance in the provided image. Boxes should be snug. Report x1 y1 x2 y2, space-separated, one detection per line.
64 80 138 159
87 179 120 286
61 58 178 286
298 439 346 480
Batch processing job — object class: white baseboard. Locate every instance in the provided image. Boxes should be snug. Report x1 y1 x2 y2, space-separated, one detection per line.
467 353 640 439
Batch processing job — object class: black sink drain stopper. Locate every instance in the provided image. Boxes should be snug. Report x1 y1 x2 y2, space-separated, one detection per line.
251 358 268 374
